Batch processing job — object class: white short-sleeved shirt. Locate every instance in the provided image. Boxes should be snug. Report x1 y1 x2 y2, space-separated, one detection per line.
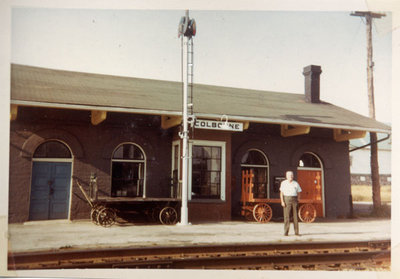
280 180 302 196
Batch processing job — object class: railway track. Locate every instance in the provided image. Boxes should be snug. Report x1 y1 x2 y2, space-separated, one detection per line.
8 240 390 270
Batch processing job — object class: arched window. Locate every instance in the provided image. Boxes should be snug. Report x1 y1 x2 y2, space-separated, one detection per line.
111 143 146 197
241 149 269 198
33 140 72 159
298 152 321 168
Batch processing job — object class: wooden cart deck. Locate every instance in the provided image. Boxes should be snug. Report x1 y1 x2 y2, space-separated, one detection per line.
96 197 180 203
245 198 322 204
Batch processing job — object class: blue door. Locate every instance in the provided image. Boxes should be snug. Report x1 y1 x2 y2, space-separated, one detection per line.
29 162 72 220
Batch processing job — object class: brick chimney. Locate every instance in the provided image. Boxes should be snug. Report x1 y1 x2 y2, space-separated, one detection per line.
303 65 322 103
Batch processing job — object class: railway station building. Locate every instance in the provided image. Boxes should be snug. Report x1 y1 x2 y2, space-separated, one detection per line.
8 63 391 223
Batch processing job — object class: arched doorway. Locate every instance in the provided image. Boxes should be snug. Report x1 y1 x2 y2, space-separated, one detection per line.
241 149 269 199
29 140 73 220
111 143 146 197
297 152 325 217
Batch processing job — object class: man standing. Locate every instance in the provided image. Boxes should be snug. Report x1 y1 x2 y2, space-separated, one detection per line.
280 171 302 236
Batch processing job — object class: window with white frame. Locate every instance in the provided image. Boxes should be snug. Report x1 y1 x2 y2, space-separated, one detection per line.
189 140 226 201
111 143 145 197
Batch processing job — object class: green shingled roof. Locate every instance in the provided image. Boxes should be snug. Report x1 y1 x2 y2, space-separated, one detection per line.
11 64 391 133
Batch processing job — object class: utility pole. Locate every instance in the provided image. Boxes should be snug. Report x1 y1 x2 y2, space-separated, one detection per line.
350 11 385 212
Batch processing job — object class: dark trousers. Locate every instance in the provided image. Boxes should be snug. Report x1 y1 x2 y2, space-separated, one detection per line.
283 196 299 235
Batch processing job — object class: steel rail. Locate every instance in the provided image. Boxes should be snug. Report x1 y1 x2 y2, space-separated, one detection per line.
112 250 390 269
10 250 390 270
8 239 390 270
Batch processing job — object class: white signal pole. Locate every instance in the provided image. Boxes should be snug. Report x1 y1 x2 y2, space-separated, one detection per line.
180 28 189 225
178 10 196 225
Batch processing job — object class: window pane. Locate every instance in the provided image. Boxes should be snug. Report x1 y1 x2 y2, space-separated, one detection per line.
255 168 267 183
192 158 204 169
241 167 268 199
111 162 143 197
192 146 203 158
133 147 144 160
212 147 221 158
113 146 124 159
208 159 221 171
210 183 219 196
210 171 220 183
173 145 179 169
33 141 71 158
298 153 321 168
241 150 266 165
123 145 133 159
203 147 212 159
192 145 221 199
113 144 144 160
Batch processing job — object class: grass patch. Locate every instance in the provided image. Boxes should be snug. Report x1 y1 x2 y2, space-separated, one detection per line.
351 185 391 203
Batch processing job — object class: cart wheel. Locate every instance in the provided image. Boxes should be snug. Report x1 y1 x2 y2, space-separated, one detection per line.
159 206 178 225
97 207 116 227
253 203 273 223
298 203 316 223
90 205 104 225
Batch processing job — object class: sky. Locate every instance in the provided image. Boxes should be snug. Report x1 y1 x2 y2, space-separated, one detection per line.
10 8 392 123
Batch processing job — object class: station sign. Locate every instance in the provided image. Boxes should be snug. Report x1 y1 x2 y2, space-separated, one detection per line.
194 119 243 132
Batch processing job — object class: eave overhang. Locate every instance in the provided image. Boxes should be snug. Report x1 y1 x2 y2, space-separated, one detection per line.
10 99 391 134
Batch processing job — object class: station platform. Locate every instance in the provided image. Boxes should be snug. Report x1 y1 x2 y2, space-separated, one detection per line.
7 217 390 253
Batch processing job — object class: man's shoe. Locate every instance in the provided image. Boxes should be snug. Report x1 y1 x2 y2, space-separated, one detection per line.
295 233 301 236
284 233 288 236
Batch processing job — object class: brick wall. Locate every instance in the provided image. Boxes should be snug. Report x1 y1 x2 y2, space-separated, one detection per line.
231 124 351 219
9 106 353 223
9 107 173 223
